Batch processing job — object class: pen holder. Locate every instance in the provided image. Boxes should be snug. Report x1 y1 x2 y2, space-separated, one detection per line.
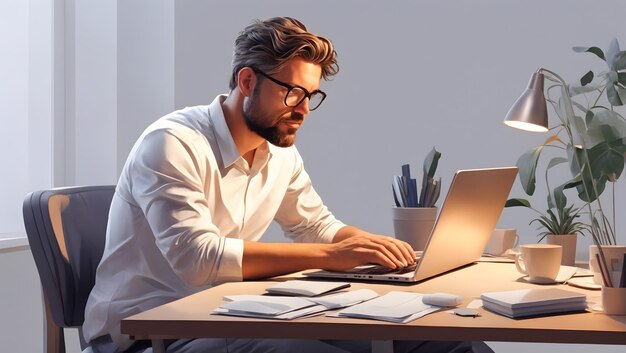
602 286 626 315
392 207 437 251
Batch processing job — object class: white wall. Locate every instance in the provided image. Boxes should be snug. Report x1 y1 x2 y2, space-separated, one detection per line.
0 1 30 234
117 0 175 173
67 0 118 185
168 0 626 259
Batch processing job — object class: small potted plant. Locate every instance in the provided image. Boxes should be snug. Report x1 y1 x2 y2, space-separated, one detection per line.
507 188 588 266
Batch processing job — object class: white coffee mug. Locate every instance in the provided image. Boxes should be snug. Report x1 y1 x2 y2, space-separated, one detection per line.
485 228 519 256
515 244 562 283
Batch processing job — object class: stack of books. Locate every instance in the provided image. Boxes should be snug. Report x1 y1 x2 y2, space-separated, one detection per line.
481 288 587 319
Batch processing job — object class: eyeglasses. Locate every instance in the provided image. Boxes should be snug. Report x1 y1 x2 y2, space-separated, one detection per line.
253 68 327 111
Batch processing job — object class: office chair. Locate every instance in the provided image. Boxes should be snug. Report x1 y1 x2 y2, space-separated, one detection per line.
23 186 116 353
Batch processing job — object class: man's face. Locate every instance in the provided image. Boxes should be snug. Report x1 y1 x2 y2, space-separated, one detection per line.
242 58 322 147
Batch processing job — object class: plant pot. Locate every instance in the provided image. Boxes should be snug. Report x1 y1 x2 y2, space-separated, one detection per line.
546 234 577 266
589 245 626 285
392 207 437 251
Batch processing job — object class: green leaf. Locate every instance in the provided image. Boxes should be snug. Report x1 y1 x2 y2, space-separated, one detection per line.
586 133 626 182
552 183 568 211
573 46 605 61
516 146 544 196
580 70 594 86
618 72 626 86
505 198 531 208
575 159 608 202
606 38 621 71
569 82 602 97
567 145 584 177
546 156 568 170
618 86 626 105
585 110 594 126
607 82 623 106
615 51 626 71
570 114 587 147
585 109 626 147
545 157 568 209
423 147 441 179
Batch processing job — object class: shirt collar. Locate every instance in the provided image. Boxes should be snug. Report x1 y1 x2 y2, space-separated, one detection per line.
208 95 240 168
208 94 273 170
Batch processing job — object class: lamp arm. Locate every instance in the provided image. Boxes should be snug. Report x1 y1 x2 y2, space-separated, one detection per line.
538 68 567 86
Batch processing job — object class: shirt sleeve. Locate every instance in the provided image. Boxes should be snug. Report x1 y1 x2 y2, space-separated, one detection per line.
273 147 346 243
128 129 243 286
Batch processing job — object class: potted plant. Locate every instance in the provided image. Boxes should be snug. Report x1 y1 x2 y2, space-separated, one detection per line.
507 182 588 266
391 147 442 251
505 38 626 279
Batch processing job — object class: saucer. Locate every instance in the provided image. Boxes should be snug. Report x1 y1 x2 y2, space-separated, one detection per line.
567 276 602 290
522 276 559 285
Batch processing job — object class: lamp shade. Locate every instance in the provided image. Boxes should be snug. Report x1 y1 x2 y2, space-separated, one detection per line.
504 72 549 132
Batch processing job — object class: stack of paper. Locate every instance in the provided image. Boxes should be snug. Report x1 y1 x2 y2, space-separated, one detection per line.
481 288 587 319
265 280 350 297
213 289 378 320
332 291 439 323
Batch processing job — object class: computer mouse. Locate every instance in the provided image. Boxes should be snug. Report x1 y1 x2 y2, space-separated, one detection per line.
422 293 463 307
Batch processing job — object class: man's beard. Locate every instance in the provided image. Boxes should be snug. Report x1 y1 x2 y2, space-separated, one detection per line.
243 89 303 148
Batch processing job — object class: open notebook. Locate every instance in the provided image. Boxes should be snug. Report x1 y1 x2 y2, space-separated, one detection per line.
305 167 518 283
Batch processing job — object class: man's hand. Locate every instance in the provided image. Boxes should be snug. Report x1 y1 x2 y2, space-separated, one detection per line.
325 226 417 271
242 226 416 280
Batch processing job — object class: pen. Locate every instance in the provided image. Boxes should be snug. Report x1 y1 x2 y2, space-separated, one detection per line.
619 253 626 288
596 253 613 288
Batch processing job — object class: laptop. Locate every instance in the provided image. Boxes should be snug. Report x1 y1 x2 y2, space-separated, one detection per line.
305 167 518 283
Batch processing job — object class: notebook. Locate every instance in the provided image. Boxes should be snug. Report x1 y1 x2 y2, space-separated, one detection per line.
305 167 518 283
481 288 588 318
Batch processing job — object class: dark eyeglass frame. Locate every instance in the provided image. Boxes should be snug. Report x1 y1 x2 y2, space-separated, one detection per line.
252 68 327 111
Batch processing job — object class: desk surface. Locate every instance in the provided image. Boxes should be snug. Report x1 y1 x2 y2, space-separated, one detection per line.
121 262 626 345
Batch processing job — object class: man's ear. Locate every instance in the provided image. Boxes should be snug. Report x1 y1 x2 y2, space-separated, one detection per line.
237 67 257 97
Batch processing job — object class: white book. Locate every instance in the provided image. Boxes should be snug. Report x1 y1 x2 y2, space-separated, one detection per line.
265 280 350 297
481 288 586 309
481 288 587 318
220 296 314 315
213 304 328 320
482 299 587 319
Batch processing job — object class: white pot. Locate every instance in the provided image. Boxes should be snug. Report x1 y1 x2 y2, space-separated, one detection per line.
392 207 437 251
589 245 626 285
546 234 577 266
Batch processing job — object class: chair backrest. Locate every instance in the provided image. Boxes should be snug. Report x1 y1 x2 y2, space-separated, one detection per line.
23 185 115 352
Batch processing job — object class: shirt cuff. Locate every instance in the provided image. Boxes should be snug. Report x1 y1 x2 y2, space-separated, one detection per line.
216 237 244 283
320 221 347 244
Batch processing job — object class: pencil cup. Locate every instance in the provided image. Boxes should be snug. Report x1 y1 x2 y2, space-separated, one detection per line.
485 228 519 256
601 286 626 315
392 207 437 251
589 245 626 285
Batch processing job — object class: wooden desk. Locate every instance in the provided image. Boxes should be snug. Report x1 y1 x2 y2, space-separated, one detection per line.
121 262 626 352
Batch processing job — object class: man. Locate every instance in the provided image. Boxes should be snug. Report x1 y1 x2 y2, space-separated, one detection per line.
84 17 490 353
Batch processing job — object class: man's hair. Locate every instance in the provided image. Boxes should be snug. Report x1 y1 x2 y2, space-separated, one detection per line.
229 17 339 90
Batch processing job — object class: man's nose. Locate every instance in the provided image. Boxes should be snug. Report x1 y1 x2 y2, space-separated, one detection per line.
293 97 311 116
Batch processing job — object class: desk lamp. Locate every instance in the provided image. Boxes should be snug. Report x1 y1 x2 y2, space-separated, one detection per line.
504 68 581 148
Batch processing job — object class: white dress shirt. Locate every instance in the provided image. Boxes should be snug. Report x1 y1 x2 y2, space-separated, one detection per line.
83 95 345 350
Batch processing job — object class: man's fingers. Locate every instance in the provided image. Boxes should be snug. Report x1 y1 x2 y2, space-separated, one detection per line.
372 237 414 267
367 249 397 268
394 239 417 264
369 238 407 268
